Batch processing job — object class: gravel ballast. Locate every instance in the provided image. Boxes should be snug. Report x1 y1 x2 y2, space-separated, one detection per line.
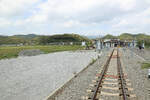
130 47 150 61
47 48 112 100
18 49 44 56
121 48 150 100
0 50 98 100
48 48 150 100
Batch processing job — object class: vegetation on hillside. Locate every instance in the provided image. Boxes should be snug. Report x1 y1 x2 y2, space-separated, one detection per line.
0 34 91 45
0 34 89 60
118 33 150 47
0 36 26 45
118 33 150 40
103 34 117 39
14 34 37 39
0 33 150 60
0 33 150 47
119 33 134 40
38 34 91 44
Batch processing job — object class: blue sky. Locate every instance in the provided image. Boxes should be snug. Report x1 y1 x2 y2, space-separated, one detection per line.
0 0 150 36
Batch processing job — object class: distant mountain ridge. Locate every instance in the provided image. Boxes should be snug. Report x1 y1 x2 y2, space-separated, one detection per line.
0 33 91 45
13 34 38 39
86 35 102 39
38 34 92 44
103 34 117 39
0 33 150 46
101 33 150 40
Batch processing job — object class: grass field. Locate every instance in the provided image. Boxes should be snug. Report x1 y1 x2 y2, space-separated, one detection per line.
141 62 150 69
0 45 84 60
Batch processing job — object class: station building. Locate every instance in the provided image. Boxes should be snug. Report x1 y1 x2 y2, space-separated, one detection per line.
94 39 137 50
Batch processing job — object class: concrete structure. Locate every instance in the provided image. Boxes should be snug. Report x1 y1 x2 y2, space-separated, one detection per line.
96 40 101 50
148 69 150 78
82 42 86 46
70 42 73 45
142 42 145 48
94 39 137 49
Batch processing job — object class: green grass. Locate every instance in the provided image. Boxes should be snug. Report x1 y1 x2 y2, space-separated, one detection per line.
89 58 97 65
0 45 84 60
141 62 150 69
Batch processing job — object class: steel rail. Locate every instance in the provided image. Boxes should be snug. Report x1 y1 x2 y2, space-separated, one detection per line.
91 49 114 100
117 49 128 100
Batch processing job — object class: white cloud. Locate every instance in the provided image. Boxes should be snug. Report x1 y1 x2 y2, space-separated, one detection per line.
0 18 11 27
116 0 136 10
0 0 39 17
0 0 150 35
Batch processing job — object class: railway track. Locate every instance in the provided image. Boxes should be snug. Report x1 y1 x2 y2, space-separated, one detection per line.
82 48 137 100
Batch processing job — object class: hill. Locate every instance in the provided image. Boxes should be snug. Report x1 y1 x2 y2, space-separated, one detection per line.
0 33 92 45
118 33 134 40
117 33 150 42
0 33 150 46
0 36 26 45
13 34 38 39
103 34 117 39
38 34 91 44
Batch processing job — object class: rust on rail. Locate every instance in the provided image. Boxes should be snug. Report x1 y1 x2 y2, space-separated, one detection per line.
117 49 129 100
91 49 114 100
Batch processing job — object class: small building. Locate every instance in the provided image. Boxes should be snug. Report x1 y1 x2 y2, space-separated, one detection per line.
81 41 86 46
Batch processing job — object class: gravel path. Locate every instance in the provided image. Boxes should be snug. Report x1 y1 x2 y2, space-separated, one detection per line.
47 48 112 100
121 48 150 100
130 47 150 61
0 50 98 100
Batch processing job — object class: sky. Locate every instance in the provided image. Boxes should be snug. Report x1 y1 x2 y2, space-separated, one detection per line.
0 0 150 36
